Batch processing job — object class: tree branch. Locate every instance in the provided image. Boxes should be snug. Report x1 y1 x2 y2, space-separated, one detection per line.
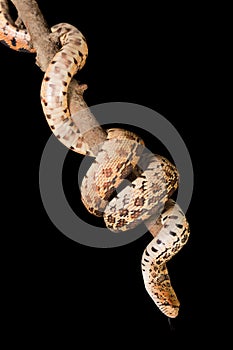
10 0 107 155
11 0 57 71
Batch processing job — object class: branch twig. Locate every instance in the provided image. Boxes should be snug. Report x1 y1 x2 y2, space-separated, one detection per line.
10 0 107 155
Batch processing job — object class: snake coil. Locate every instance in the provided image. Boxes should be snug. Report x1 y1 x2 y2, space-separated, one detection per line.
0 1 190 318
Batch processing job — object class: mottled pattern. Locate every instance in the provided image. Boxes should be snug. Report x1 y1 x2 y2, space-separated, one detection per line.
0 1 35 52
142 199 190 317
81 128 145 216
103 154 179 232
0 5 190 318
40 23 89 155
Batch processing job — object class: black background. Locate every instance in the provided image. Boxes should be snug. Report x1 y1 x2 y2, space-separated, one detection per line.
1 0 215 346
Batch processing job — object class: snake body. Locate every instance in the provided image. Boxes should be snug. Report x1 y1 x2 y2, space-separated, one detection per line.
142 199 190 317
0 0 35 52
40 23 90 155
0 1 190 319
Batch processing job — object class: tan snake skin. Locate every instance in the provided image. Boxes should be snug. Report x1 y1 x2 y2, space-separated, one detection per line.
0 1 190 318
40 22 90 155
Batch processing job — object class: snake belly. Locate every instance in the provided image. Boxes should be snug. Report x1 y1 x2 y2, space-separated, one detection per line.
0 3 191 319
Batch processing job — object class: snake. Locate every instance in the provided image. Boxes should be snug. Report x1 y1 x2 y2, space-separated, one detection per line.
0 0 190 319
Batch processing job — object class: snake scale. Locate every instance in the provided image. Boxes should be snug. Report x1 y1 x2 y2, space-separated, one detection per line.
0 1 190 319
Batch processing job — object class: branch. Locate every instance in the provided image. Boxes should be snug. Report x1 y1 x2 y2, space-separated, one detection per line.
10 0 107 155
10 0 57 70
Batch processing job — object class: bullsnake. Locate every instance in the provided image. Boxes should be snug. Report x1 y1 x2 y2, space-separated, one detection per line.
0 1 190 318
